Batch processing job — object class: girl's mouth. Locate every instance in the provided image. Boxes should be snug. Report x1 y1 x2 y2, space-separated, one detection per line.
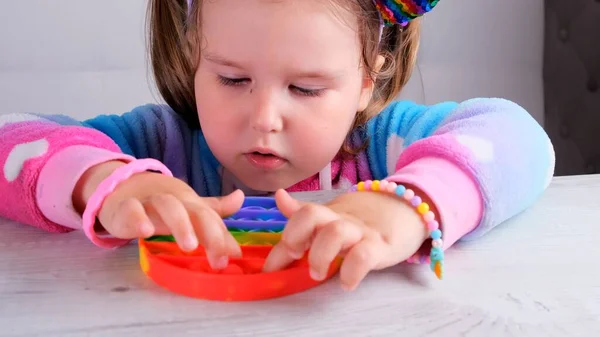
244 151 286 170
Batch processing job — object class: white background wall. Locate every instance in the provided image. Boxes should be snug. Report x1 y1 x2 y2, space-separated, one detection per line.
0 0 545 124
402 0 545 125
0 0 155 120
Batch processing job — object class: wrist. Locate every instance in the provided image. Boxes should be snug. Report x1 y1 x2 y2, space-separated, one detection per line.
396 183 436 242
373 190 429 245
80 158 173 248
72 160 127 215
350 179 444 279
330 189 428 247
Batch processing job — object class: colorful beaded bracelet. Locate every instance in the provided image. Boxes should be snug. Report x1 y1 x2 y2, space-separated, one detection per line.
350 179 444 280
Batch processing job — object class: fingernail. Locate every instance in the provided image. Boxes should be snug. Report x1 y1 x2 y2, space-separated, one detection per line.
310 269 324 281
211 256 229 270
139 223 154 237
341 283 356 292
182 235 198 251
233 248 243 257
289 249 304 259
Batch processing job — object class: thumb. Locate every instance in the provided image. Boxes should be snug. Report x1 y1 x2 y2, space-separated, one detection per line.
274 189 306 218
204 189 246 218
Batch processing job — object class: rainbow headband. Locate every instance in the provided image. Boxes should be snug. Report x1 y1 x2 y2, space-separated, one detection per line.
374 0 440 26
186 0 439 27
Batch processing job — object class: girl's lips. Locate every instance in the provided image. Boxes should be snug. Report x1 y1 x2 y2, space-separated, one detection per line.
244 152 286 169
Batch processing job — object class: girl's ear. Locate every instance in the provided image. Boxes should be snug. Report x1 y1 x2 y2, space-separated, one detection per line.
358 55 386 112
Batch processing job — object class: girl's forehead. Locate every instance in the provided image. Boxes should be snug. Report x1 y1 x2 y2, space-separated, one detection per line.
200 0 361 67
201 0 358 39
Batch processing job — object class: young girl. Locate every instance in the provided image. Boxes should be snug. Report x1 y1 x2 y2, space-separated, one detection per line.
0 0 554 291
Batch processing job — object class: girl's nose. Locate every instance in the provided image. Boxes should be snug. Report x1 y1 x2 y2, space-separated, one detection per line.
250 88 283 133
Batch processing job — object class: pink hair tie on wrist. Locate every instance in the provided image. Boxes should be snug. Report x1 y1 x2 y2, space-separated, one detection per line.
82 158 173 248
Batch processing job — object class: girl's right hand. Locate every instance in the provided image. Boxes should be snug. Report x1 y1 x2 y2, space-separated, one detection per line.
73 161 244 269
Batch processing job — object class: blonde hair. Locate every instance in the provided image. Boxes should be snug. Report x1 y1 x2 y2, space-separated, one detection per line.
147 0 421 150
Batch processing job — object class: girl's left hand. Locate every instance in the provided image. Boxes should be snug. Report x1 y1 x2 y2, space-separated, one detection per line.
262 189 430 291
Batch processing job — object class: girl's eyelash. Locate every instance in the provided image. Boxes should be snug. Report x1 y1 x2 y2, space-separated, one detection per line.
218 76 249 86
290 85 325 97
218 76 325 97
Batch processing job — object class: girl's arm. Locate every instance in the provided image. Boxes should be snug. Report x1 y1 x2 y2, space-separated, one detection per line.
362 98 555 249
0 104 205 233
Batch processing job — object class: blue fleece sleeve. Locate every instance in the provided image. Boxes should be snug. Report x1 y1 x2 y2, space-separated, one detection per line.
43 104 222 194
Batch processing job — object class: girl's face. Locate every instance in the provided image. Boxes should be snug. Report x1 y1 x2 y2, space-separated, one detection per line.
195 0 374 191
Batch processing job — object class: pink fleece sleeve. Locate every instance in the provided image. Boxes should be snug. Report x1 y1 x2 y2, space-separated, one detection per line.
0 118 127 233
386 157 483 250
36 145 135 230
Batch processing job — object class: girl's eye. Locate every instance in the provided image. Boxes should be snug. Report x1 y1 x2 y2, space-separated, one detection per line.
290 85 325 97
218 76 249 86
218 76 324 97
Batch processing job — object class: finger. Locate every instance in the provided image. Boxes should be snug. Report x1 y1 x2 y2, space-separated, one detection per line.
105 198 155 239
307 219 363 281
339 238 382 291
263 202 339 273
274 189 306 218
187 205 240 269
262 241 297 272
183 198 243 257
201 189 245 218
275 190 339 258
222 228 243 257
145 194 198 252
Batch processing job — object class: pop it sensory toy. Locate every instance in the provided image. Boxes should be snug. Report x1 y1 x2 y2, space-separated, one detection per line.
139 197 341 301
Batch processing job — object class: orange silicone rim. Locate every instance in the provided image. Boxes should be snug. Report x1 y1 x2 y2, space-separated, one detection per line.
139 239 342 301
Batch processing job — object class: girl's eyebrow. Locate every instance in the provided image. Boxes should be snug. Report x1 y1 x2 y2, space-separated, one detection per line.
204 52 344 81
203 52 245 69
293 70 345 81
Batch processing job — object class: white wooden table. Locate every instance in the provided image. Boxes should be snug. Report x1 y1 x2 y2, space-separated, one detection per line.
1 176 599 336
